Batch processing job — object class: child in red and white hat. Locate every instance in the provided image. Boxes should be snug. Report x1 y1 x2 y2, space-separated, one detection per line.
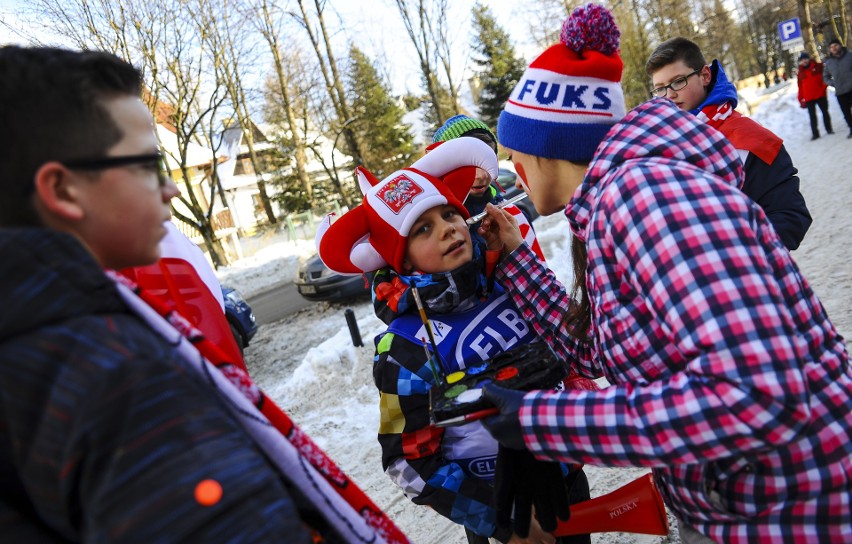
317 138 593 544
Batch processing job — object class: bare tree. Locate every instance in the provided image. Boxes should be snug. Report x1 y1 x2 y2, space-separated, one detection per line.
194 0 279 224
645 0 700 43
431 0 463 116
394 0 451 126
824 0 849 45
522 0 568 49
33 0 232 265
800 0 821 58
613 0 654 108
251 0 315 203
291 0 366 177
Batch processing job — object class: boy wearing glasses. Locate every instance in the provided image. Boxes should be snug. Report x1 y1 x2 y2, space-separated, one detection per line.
646 37 812 250
0 46 378 543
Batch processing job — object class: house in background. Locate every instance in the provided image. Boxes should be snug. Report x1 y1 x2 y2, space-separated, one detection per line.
149 95 243 263
216 120 356 241
216 121 284 236
151 96 357 264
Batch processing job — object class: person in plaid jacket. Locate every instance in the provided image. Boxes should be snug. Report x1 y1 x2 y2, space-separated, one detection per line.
480 5 852 544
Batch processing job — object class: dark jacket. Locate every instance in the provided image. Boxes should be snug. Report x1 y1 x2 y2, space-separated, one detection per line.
824 47 852 95
0 228 313 543
691 61 812 250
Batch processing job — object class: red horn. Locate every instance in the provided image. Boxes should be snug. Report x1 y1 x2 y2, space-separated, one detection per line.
553 473 669 537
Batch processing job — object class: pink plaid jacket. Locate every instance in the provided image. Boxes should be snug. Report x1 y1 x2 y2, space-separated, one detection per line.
495 99 852 543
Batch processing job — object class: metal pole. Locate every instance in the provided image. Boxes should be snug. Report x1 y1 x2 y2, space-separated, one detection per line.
344 308 363 347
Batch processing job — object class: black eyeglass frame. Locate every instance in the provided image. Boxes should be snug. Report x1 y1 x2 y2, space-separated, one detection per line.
650 67 704 98
62 152 169 187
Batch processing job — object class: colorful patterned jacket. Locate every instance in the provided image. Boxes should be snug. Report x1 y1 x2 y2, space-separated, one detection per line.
371 254 593 542
495 99 852 543
372 259 520 541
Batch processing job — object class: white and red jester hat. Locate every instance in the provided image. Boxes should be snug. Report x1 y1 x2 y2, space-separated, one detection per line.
315 137 498 275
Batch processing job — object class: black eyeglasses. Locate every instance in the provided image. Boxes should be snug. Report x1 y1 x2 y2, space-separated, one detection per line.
650 68 704 98
63 152 169 187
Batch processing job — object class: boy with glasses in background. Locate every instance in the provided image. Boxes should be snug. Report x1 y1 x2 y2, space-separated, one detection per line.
646 37 812 250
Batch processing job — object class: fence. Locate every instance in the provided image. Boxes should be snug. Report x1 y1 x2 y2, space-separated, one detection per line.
173 208 235 242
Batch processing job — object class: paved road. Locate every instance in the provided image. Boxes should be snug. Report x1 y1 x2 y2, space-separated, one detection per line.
247 281 312 325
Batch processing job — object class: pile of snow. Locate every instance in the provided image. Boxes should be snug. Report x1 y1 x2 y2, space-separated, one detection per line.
239 82 851 543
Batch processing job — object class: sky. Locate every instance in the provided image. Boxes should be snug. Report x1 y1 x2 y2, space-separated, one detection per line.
331 0 545 95
215 81 852 543
0 0 547 98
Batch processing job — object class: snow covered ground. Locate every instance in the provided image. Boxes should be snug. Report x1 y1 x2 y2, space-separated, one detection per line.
221 82 852 543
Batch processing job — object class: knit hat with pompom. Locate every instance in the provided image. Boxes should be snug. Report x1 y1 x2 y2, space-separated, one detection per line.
497 3 625 162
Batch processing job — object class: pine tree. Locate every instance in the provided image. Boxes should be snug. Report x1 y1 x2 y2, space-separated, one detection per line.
346 46 417 179
471 3 526 128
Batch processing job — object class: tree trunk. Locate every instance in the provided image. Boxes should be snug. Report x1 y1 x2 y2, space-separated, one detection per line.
257 0 313 200
799 0 818 59
198 222 227 268
295 0 365 174
312 0 365 169
395 0 448 126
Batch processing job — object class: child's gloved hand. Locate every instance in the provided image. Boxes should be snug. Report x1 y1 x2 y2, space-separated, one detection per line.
494 446 572 538
482 383 526 450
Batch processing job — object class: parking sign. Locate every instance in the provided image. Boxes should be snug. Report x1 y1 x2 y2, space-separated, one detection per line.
778 18 804 51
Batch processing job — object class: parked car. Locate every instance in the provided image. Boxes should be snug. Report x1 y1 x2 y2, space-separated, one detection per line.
295 254 372 302
495 162 539 223
222 285 258 352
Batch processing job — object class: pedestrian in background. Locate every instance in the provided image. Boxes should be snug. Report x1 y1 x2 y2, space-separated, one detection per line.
796 51 832 140
823 38 852 138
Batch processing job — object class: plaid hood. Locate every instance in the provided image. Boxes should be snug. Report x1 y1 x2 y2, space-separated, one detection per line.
567 98 743 241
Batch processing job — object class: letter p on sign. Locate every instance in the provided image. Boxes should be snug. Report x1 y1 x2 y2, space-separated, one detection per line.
779 18 801 42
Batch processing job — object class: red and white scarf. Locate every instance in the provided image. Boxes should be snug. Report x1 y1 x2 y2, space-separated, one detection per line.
107 270 409 544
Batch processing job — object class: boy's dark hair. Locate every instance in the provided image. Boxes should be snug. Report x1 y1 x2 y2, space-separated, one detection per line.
645 37 707 77
0 46 143 226
461 129 498 155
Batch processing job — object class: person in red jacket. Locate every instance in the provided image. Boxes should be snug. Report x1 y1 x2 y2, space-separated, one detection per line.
797 51 833 140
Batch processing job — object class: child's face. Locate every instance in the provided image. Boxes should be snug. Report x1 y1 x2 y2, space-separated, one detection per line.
72 96 179 269
650 60 710 112
402 204 472 274
468 167 492 196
